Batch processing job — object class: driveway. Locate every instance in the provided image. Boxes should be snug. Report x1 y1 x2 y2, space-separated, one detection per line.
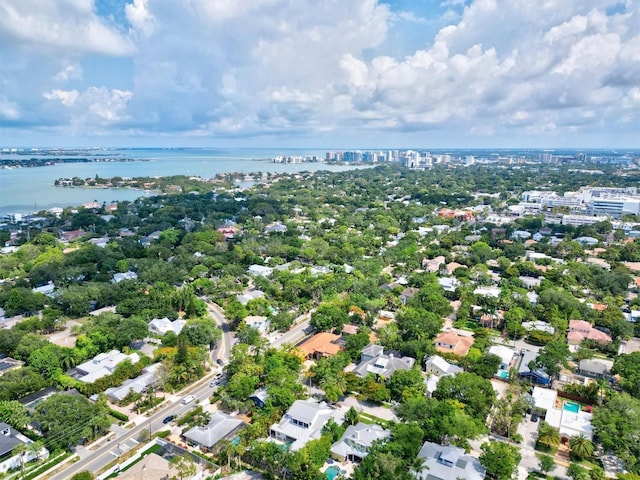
338 396 398 422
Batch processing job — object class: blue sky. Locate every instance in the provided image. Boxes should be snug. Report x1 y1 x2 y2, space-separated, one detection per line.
0 0 638 148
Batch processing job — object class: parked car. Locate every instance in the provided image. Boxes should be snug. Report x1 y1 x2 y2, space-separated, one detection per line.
531 413 539 422
162 415 174 424
182 394 196 405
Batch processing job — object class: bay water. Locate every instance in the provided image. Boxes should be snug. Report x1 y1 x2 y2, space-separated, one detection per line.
0 148 364 216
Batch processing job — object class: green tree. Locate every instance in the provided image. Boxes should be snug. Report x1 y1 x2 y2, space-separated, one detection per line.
538 454 555 475
537 421 561 448
169 454 197 480
33 394 111 450
479 440 521 480
569 434 594 460
433 372 496 420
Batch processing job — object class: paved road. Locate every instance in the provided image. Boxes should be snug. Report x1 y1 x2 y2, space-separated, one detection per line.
48 380 221 480
270 312 314 348
206 301 235 363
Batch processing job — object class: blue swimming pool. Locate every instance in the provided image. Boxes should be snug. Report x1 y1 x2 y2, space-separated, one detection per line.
563 401 580 413
326 466 340 480
497 370 509 379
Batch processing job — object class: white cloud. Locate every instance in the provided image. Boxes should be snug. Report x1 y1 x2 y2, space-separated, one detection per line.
0 0 133 56
2 0 640 146
44 87 132 124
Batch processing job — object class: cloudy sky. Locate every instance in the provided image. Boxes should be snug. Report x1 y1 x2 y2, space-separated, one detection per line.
1 0 639 148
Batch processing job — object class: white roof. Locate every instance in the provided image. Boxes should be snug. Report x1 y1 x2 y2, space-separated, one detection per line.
532 386 557 412
546 407 593 441
75 350 140 383
488 345 516 366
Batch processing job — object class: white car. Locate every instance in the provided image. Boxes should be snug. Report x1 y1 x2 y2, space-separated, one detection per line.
181 394 196 405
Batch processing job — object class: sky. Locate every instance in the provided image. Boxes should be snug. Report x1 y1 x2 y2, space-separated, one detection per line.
0 0 639 149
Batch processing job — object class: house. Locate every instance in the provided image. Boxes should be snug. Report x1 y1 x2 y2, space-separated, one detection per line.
511 230 532 240
438 277 461 293
236 290 265 305
546 405 594 441
112 271 138 283
519 276 543 289
104 364 160 403
522 320 555 335
183 412 244 452
518 351 551 385
60 229 86 242
575 236 599 246
249 388 268 408
140 231 162 247
532 386 557 416
244 316 270 336
424 256 446 273
0 423 48 473
0 357 23 376
148 318 186 336
434 331 474 356
74 350 140 383
399 287 419 305
298 333 343 359
415 441 485 480
473 286 501 298
488 345 517 371
32 282 56 297
270 399 345 451
330 423 390 463
576 358 614 379
114 452 186 480
217 226 239 239
568 320 612 345
353 347 415 379
264 223 287 234
424 355 463 377
247 265 273 277
310 265 332 276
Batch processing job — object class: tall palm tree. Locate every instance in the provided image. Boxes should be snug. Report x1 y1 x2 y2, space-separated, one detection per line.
12 443 27 479
27 440 44 463
569 434 594 460
537 421 561 448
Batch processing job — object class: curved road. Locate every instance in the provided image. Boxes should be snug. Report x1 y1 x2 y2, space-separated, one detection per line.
47 302 234 480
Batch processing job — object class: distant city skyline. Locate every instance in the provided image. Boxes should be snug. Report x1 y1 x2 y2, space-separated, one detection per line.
1 1 639 148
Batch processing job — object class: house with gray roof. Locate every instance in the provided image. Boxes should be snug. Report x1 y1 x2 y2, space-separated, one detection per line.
270 399 345 451
518 350 550 385
74 350 140 383
112 271 138 283
424 355 463 377
415 441 485 480
576 358 614 379
330 423 390 463
0 423 47 473
104 364 160 403
353 347 415 379
183 412 244 452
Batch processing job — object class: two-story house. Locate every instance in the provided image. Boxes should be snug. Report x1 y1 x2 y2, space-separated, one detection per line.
270 399 345 451
330 423 390 463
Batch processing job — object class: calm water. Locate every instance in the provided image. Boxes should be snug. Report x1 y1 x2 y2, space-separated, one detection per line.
0 148 365 216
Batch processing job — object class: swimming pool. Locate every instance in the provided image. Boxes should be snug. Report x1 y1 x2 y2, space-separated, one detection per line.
497 370 509 380
326 466 341 480
563 401 580 413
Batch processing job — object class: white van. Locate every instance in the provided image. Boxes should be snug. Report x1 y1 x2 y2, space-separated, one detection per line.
182 394 196 405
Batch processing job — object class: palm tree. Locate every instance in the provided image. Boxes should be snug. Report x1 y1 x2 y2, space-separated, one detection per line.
569 434 594 460
12 443 27 479
320 373 347 403
27 440 44 463
537 421 561 449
